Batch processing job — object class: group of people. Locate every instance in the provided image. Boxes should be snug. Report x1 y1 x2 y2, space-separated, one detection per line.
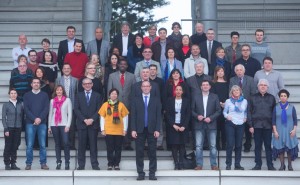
3 21 298 180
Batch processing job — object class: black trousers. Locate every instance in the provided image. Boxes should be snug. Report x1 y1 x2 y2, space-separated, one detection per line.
105 135 124 166
171 144 185 164
243 122 252 150
3 128 21 165
77 127 99 168
68 111 76 149
135 128 157 176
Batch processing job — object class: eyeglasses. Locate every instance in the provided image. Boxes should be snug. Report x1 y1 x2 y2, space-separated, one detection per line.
83 83 92 85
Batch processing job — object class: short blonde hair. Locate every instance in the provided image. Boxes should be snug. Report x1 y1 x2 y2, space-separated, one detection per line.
229 85 242 97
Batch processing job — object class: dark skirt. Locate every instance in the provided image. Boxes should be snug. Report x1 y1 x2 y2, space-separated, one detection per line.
166 123 189 145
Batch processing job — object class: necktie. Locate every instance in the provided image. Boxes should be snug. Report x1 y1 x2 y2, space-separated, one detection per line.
232 49 236 64
146 61 149 67
144 96 148 127
86 91 90 105
208 41 212 64
239 78 243 89
120 74 125 88
65 77 70 97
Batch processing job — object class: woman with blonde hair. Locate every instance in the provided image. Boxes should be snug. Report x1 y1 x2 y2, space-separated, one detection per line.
223 85 247 170
78 62 103 95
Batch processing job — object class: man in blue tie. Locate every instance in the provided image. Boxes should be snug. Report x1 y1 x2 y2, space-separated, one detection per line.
131 81 162 181
74 78 102 170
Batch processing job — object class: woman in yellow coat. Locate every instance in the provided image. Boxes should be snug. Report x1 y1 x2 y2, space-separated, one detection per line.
98 88 129 170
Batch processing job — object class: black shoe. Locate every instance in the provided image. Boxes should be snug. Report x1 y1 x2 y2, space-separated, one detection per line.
244 148 250 152
65 163 70 170
174 163 179 170
234 166 244 170
279 164 286 171
11 164 20 170
268 166 276 171
252 166 261 170
70 146 77 150
149 175 157 180
107 166 113 170
92 166 100 170
5 165 11 170
77 166 85 170
56 163 61 170
114 166 120 170
226 166 231 170
136 175 145 181
124 145 134 151
288 165 293 171
157 146 164 150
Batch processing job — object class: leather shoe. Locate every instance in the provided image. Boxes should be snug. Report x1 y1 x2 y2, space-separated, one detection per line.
136 175 145 181
211 166 219 170
268 166 276 171
77 166 85 170
244 148 250 152
226 166 231 170
65 163 70 170
149 175 157 180
41 164 49 170
252 166 261 170
25 165 31 170
11 164 20 170
92 166 100 170
234 166 244 170
56 163 61 170
5 165 11 170
157 145 164 150
194 166 203 170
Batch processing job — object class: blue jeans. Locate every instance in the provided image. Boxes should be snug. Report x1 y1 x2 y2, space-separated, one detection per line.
26 123 47 165
195 128 217 167
225 121 244 167
51 126 70 164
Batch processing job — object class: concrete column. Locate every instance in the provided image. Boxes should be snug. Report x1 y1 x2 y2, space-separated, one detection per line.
82 0 99 44
200 0 217 39
100 0 112 42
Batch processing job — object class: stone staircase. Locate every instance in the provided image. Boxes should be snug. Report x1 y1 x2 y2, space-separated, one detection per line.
0 0 300 184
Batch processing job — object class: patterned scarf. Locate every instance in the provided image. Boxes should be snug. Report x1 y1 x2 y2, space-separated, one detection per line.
279 101 288 127
107 99 120 124
230 96 244 112
164 60 177 83
53 96 66 126
216 57 225 66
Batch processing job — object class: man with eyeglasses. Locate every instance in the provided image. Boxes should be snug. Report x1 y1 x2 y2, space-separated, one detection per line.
134 47 162 82
9 60 33 101
12 34 31 68
233 44 261 78
74 78 102 170
27 50 39 73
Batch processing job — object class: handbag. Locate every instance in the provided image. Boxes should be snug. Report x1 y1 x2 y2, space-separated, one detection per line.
182 151 196 169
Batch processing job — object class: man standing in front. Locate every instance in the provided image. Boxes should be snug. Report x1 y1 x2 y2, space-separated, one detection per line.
131 81 161 181
74 78 102 170
12 34 31 68
192 80 221 170
248 79 276 171
86 27 110 67
23 78 49 170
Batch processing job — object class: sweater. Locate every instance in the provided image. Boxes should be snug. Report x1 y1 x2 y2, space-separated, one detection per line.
2 100 23 132
64 52 89 79
23 91 50 124
233 57 261 78
184 54 208 78
251 42 271 65
48 98 72 128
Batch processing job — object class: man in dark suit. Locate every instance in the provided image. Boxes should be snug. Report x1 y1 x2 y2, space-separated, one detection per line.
56 63 78 150
86 27 110 66
229 64 256 152
192 80 221 170
112 21 135 58
107 59 136 150
57 26 85 73
131 81 161 181
74 78 102 170
199 28 222 73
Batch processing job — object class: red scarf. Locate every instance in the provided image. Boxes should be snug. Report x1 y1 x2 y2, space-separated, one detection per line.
53 96 66 126
172 79 184 97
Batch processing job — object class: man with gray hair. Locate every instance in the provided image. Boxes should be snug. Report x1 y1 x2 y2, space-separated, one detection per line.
229 64 256 152
12 34 31 68
190 23 207 45
184 44 208 78
247 79 276 170
112 21 135 58
254 56 284 102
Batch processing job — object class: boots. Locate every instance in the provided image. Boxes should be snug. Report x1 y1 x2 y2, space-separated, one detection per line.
11 163 20 170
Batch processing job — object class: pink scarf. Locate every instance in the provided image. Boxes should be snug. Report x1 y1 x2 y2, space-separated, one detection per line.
53 96 66 126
